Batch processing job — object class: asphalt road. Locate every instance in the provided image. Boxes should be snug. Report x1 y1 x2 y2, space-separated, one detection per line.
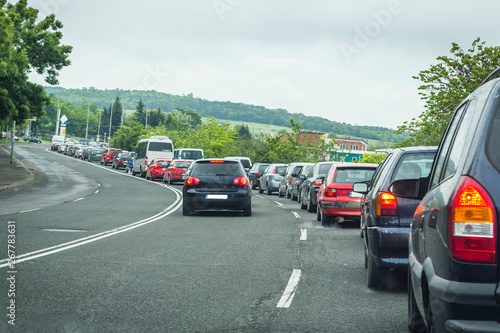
0 145 408 332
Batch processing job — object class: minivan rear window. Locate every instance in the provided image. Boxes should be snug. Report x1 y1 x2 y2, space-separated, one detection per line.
149 142 173 152
193 161 243 176
486 101 500 171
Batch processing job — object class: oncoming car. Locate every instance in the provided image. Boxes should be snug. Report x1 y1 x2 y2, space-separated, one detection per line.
182 159 252 216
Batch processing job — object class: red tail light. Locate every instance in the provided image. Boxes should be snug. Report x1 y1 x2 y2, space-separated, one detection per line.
449 176 496 264
313 178 323 186
185 176 200 185
289 177 294 185
172 166 177 170
325 188 336 197
272 166 276 173
256 172 261 177
233 177 249 186
375 192 398 216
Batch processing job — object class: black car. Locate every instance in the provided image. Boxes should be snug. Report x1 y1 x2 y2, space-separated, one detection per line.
391 68 500 332
112 152 131 170
278 162 308 198
292 163 314 201
248 163 269 190
353 146 437 289
182 159 252 216
299 161 335 212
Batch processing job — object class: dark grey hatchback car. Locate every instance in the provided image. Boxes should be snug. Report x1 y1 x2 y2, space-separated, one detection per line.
182 159 252 216
391 68 500 332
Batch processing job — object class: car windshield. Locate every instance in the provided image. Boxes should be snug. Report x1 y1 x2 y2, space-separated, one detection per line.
275 166 287 174
332 168 376 183
174 161 192 168
193 161 243 176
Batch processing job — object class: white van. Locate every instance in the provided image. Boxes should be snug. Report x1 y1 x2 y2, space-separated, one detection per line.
173 148 204 160
132 135 174 177
51 135 65 151
224 156 252 171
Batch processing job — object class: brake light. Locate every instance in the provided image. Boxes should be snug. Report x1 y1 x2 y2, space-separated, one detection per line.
375 192 398 216
233 177 249 186
325 188 336 197
106 153 110 156
256 173 261 177
172 166 176 170
185 176 200 185
313 178 323 186
210 160 225 163
290 177 294 185
272 166 276 173
449 176 496 264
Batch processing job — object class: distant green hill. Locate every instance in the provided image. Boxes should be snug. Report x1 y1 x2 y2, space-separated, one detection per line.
44 86 407 144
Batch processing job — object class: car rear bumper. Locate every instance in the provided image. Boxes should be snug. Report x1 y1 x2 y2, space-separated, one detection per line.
366 226 410 267
183 190 251 211
410 255 498 333
321 201 361 217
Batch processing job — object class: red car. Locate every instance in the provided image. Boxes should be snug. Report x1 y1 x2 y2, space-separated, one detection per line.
316 163 377 226
100 148 122 166
145 158 171 181
162 159 194 184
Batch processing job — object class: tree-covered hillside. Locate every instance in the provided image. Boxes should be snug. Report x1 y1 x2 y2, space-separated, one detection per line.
44 86 407 143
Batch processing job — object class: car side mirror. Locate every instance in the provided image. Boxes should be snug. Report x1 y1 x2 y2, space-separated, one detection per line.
299 174 306 180
352 182 368 194
389 177 429 200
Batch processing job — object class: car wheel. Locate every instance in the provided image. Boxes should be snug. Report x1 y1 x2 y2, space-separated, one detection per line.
286 188 291 199
291 191 297 201
266 184 272 195
367 253 383 289
316 205 321 221
100 160 103 165
112 164 115 169
258 186 263 194
278 188 283 197
140 168 145 178
182 203 192 216
131 169 136 176
168 175 173 184
408 271 425 333
321 210 332 226
307 193 315 213
162 174 166 183
243 204 251 216
300 192 307 210
250 180 255 189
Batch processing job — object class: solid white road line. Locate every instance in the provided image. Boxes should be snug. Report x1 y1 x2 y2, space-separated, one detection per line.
300 229 307 241
274 201 283 206
19 208 41 214
0 187 183 268
42 229 88 233
277 269 302 308
292 211 301 218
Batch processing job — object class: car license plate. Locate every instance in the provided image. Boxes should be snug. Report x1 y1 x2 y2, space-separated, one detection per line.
162 168 166 170
205 194 228 200
350 191 363 198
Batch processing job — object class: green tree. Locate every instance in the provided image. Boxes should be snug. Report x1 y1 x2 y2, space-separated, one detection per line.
0 0 71 127
395 38 500 146
132 98 146 125
360 153 387 164
110 122 147 151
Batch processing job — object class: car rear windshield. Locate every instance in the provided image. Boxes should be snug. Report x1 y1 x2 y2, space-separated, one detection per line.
149 142 173 152
332 168 375 183
193 161 243 176
109 149 121 153
486 99 500 172
275 166 287 174
180 151 203 159
318 163 334 175
156 161 170 166
174 161 192 168
392 152 436 181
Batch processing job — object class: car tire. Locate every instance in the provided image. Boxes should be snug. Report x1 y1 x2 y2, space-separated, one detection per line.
243 204 251 216
278 188 283 197
300 192 307 210
112 164 115 169
162 175 166 183
250 180 255 189
168 175 173 185
100 160 103 165
258 186 263 194
182 204 192 216
132 169 136 176
307 193 315 213
321 210 332 226
316 205 321 222
266 185 272 195
286 188 291 199
140 168 145 178
408 271 425 333
367 253 383 289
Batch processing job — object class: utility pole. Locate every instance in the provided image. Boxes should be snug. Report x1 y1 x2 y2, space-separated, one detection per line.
145 106 148 128
55 97 61 135
10 121 15 164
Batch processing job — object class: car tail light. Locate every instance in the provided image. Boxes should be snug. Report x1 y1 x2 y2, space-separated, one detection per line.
313 178 323 186
449 176 496 264
289 177 294 185
325 188 336 197
272 166 276 173
172 166 177 170
210 160 224 163
185 176 200 185
233 177 249 186
375 192 398 216
256 172 261 177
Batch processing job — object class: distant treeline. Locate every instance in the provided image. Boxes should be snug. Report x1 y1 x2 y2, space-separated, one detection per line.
44 86 407 143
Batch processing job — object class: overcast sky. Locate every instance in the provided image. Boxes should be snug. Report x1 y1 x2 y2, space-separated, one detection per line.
27 0 500 129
